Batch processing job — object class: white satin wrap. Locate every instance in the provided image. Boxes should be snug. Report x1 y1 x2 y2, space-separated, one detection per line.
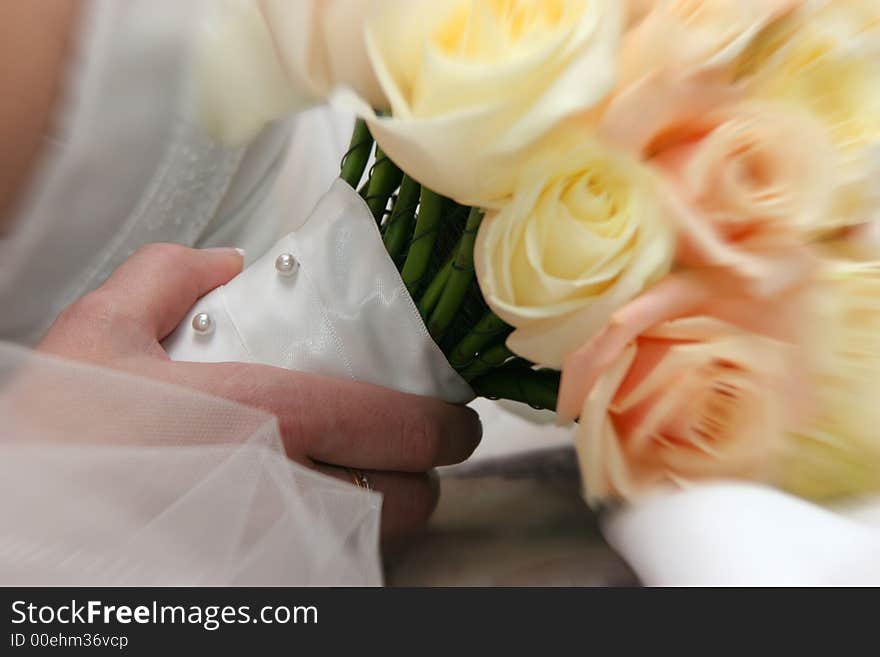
164 180 473 404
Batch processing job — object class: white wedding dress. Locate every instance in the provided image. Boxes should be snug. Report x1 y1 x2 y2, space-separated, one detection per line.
0 0 390 586
3 0 879 587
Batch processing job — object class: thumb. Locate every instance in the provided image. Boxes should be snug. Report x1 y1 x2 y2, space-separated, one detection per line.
97 244 244 340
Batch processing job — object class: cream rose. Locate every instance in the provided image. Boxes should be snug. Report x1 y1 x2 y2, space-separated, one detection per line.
197 0 386 144
654 102 835 291
574 315 792 505
740 0 880 229
781 260 880 500
340 0 623 207
474 138 674 368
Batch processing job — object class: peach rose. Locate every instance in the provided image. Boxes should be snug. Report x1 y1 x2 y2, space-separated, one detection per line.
558 271 802 504
599 0 800 156
655 102 835 293
619 0 801 79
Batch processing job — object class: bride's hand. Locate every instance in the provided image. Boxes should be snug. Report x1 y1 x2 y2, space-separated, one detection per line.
38 243 482 545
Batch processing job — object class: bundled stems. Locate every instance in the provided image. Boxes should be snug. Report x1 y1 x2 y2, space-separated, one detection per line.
471 364 560 412
416 250 455 319
448 311 511 370
340 119 374 189
401 188 445 295
365 147 403 223
338 120 561 414
458 343 516 382
427 207 483 341
383 175 421 264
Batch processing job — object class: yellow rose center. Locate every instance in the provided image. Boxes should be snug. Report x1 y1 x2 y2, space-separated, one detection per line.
537 165 637 283
433 0 583 63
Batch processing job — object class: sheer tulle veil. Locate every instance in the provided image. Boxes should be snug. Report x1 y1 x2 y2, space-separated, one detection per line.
0 342 383 585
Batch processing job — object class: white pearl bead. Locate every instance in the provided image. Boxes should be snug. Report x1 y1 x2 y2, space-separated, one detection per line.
191 312 214 336
275 253 299 277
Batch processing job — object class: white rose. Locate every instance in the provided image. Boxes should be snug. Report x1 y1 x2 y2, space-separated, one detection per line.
741 0 880 230
474 137 674 368
781 260 880 499
197 0 386 144
340 0 623 207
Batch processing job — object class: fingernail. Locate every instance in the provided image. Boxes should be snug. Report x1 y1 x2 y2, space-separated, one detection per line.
234 248 246 257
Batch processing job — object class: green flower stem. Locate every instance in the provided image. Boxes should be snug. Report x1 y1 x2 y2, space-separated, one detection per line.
416 254 454 319
338 119 565 413
400 188 445 295
358 179 371 199
471 365 560 412
340 119 374 190
383 175 421 265
427 207 484 340
458 343 516 382
365 147 403 223
448 311 511 370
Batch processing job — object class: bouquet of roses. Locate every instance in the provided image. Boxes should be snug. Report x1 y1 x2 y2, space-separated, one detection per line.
187 0 880 507
332 0 880 504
